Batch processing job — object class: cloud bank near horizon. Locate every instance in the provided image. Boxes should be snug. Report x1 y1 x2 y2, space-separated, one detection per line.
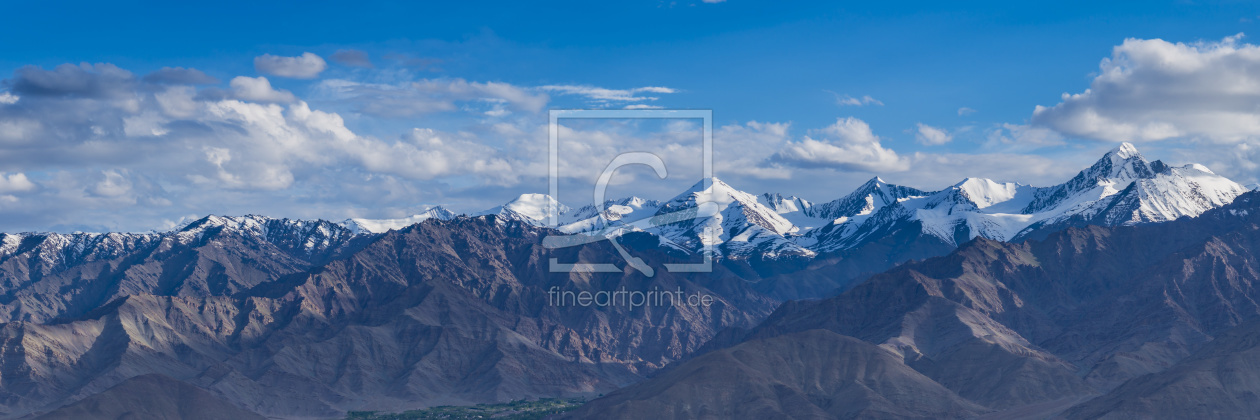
0 35 1258 232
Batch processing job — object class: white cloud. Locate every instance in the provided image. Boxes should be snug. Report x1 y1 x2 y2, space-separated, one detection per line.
1032 34 1260 143
539 85 677 103
0 173 35 194
0 92 17 104
416 79 548 112
634 86 676 94
772 117 908 172
716 121 793 179
0 119 39 143
254 52 327 79
958 107 976 116
893 152 1083 191
229 76 297 103
702 0 726 3
832 93 883 107
91 170 132 197
0 60 1134 233
0 62 553 230
914 123 953 145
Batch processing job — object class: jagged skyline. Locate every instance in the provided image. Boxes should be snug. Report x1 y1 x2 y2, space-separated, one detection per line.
2 3 1260 232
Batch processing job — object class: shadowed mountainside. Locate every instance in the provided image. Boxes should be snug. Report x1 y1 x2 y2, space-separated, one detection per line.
0 217 781 418
562 329 987 420
569 191 1260 419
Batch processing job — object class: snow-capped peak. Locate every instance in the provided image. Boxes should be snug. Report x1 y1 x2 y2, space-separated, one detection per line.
477 193 571 226
342 206 456 234
1183 163 1214 175
668 177 753 206
173 214 360 254
1109 142 1141 160
505 193 568 219
566 196 661 221
953 178 1027 210
179 214 271 235
0 231 162 270
644 177 810 258
1091 142 1154 183
758 193 812 215
661 178 780 217
806 177 928 220
803 142 1246 250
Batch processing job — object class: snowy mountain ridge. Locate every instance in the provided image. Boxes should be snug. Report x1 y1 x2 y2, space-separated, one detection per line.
3 143 1245 262
464 142 1246 258
342 207 456 234
799 143 1246 252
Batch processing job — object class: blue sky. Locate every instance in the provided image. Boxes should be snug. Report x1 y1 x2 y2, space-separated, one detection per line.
1 1 1259 231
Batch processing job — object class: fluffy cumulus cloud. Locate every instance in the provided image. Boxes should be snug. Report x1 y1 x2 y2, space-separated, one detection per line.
254 52 328 79
0 56 1139 232
771 117 909 172
541 117 1079 204
0 61 544 231
228 76 297 102
914 123 952 145
0 60 715 232
1032 34 1260 144
0 173 35 194
700 120 1082 199
715 121 793 179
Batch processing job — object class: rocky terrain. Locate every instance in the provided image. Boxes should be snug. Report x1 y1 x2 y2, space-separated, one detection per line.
0 217 782 418
1061 318 1260 419
563 329 988 419
567 190 1260 419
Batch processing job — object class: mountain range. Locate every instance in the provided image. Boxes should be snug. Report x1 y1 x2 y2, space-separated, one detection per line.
565 189 1260 419
1 142 1257 419
460 142 1244 258
0 214 785 418
346 142 1247 297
